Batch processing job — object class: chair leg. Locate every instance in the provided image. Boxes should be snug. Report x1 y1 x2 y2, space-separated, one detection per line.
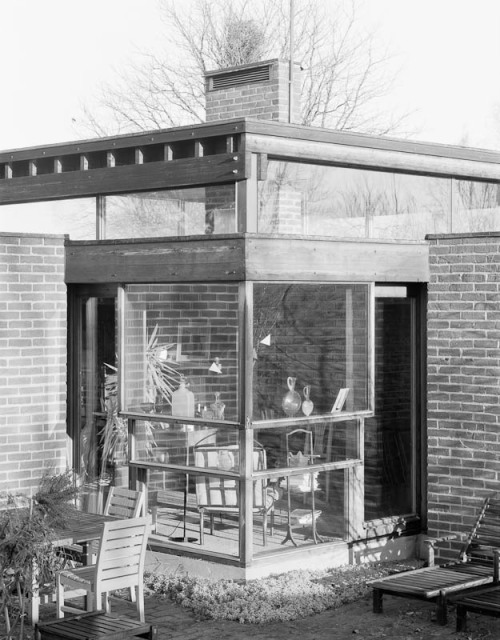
456 604 467 632
436 593 447 625
199 509 205 545
372 588 383 614
56 581 64 619
263 510 267 546
137 582 145 622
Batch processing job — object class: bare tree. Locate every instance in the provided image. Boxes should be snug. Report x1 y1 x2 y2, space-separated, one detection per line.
80 0 409 136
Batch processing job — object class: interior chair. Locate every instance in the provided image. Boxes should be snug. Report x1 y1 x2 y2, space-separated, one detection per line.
56 516 150 622
369 493 500 625
194 441 275 546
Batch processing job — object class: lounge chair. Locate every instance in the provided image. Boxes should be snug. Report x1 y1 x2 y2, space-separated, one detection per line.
368 493 500 624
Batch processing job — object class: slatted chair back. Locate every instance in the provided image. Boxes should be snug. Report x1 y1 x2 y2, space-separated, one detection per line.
94 516 150 610
56 516 150 622
104 486 145 518
194 445 267 509
459 494 500 571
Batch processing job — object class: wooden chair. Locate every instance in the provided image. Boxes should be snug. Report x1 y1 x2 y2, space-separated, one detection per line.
56 516 150 622
61 486 145 564
194 442 275 546
369 494 500 625
104 486 146 519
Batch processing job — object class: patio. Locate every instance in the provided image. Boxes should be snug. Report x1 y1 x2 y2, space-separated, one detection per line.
29 581 500 640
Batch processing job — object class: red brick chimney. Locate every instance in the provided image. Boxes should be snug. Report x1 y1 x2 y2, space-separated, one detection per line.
205 59 302 124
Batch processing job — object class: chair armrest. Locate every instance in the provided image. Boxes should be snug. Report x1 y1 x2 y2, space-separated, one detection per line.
424 534 465 566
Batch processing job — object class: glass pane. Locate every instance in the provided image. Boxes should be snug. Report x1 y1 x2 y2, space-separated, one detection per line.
131 419 239 466
254 420 360 472
149 469 239 555
254 468 347 553
258 160 451 240
105 186 236 239
0 198 96 239
365 296 414 519
452 180 500 232
253 283 370 418
77 296 124 513
123 284 239 420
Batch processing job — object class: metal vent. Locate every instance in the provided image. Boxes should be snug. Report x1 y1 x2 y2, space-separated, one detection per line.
210 65 270 90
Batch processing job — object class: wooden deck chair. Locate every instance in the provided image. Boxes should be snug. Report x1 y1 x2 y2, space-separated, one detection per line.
369 494 500 625
56 516 150 622
194 442 275 546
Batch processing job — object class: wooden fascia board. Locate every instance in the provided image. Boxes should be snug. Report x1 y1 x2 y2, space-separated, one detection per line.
65 234 429 285
244 133 500 181
64 236 246 284
244 236 430 283
0 154 245 204
242 119 500 166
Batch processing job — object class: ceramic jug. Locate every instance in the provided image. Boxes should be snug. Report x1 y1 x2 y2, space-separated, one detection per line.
282 376 301 417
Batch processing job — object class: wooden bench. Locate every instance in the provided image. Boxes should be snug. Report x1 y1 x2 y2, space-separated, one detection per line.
452 585 500 632
35 611 157 640
369 493 500 625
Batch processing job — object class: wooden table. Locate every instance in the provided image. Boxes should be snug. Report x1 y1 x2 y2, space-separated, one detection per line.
35 610 157 640
30 509 118 625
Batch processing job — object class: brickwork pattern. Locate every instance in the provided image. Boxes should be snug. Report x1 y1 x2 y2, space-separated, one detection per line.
205 60 302 124
427 233 500 562
0 233 67 495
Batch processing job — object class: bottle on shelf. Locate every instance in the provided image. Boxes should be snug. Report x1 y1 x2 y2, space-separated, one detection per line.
171 375 195 417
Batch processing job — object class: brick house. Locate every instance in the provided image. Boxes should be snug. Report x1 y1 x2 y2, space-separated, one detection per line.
1 59 500 579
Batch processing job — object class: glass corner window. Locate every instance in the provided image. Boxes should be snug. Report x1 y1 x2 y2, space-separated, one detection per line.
122 283 240 421
252 283 371 419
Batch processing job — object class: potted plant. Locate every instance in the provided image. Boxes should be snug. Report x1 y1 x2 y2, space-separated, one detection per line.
0 471 79 639
99 325 181 480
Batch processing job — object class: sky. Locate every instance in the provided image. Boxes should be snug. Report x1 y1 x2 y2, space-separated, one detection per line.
2 0 500 151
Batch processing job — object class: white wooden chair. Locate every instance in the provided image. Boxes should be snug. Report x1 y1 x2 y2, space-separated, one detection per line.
103 486 146 519
61 486 146 564
55 516 150 622
194 442 275 545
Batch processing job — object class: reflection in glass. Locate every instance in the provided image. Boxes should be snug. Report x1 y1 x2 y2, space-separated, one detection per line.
123 284 239 420
258 160 453 240
252 283 370 419
105 185 236 239
453 180 500 232
0 198 97 239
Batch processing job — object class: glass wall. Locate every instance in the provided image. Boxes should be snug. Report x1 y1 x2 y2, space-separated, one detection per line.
105 185 236 239
0 198 97 239
252 283 371 419
258 160 500 240
122 283 240 419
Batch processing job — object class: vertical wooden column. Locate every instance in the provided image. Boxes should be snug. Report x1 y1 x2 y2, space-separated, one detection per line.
239 282 254 565
239 425 254 565
237 153 257 233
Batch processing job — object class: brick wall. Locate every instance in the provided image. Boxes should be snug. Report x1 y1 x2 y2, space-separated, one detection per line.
427 232 500 561
0 233 67 496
